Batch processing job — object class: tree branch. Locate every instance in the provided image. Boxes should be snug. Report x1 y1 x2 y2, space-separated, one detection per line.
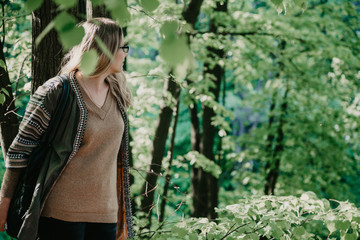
220 223 250 240
2 2 5 44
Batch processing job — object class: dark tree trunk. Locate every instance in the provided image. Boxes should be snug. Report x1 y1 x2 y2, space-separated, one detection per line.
91 4 110 18
140 75 180 224
0 32 19 157
139 0 204 227
264 40 287 195
31 1 63 93
264 89 288 195
191 0 227 220
159 92 181 222
69 0 87 21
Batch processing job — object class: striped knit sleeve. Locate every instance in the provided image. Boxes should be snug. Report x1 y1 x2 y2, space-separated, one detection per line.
5 77 63 168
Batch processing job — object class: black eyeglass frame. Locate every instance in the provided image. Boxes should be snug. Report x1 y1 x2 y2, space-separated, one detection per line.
119 45 129 53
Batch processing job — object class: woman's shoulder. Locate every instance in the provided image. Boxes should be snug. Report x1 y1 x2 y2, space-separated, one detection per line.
32 74 70 114
39 74 68 94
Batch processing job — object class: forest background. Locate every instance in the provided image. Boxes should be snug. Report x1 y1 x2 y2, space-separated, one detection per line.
1 0 360 239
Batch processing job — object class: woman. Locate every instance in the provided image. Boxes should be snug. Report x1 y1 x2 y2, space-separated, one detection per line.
0 17 134 240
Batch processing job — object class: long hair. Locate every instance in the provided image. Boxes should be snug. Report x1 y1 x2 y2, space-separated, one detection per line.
60 17 132 109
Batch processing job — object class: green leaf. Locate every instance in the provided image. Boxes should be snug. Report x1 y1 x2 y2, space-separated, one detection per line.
185 151 221 178
58 26 85 50
140 0 159 12
0 59 6 70
271 0 282 6
95 37 114 60
326 221 336 234
53 0 77 8
269 222 283 239
35 21 55 46
294 0 307 9
80 50 99 76
188 233 198 240
160 21 178 40
159 35 190 67
1 88 10 97
91 0 104 7
54 12 76 33
25 0 44 11
245 233 259 240
172 226 187 237
293 226 306 237
106 0 131 27
0 94 5 105
345 232 358 240
335 220 351 231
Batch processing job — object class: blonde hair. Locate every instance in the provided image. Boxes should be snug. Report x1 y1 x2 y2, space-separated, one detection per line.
60 17 132 109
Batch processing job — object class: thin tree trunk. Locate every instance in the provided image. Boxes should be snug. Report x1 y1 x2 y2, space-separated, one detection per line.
0 14 19 156
264 88 288 195
159 91 181 222
192 0 227 220
140 75 180 225
264 40 287 195
70 0 87 21
139 0 204 227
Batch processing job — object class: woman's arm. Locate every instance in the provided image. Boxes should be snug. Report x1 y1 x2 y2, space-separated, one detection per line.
6 77 63 169
0 168 24 232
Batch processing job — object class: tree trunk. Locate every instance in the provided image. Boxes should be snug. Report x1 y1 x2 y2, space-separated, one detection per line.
191 0 227 220
264 40 287 195
139 0 204 227
264 88 288 195
31 1 63 93
0 31 19 157
140 75 180 225
70 0 87 21
159 91 181 222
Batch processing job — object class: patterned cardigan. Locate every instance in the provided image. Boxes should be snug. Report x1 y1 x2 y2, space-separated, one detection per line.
6 73 134 239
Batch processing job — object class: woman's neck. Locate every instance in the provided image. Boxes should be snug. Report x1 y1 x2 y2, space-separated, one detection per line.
75 71 109 92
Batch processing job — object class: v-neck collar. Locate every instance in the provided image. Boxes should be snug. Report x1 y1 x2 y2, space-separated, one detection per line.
78 83 111 120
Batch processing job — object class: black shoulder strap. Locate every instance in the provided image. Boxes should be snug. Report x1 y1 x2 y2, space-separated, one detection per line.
45 74 70 144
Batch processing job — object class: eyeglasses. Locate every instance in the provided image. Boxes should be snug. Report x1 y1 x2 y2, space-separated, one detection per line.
119 45 129 53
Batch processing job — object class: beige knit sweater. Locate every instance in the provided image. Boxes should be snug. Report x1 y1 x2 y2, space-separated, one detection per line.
41 84 124 223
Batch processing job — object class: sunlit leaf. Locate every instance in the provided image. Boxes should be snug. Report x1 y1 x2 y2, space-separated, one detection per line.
54 12 76 33
160 21 178 40
25 0 44 11
294 0 307 9
185 151 221 178
35 21 55 46
58 26 84 50
159 35 190 67
95 37 113 60
1 88 10 97
0 94 5 105
326 221 336 233
105 0 130 26
80 50 99 76
140 0 159 12
53 0 77 9
0 59 6 70
92 0 104 7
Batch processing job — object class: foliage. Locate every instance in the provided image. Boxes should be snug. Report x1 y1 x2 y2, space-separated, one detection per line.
1 0 360 238
146 192 360 239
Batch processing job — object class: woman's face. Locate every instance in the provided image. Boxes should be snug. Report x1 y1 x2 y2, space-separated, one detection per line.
109 36 128 73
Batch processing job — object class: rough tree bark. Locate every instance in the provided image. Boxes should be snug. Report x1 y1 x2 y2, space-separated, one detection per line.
139 0 204 227
31 1 63 93
191 0 227 220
